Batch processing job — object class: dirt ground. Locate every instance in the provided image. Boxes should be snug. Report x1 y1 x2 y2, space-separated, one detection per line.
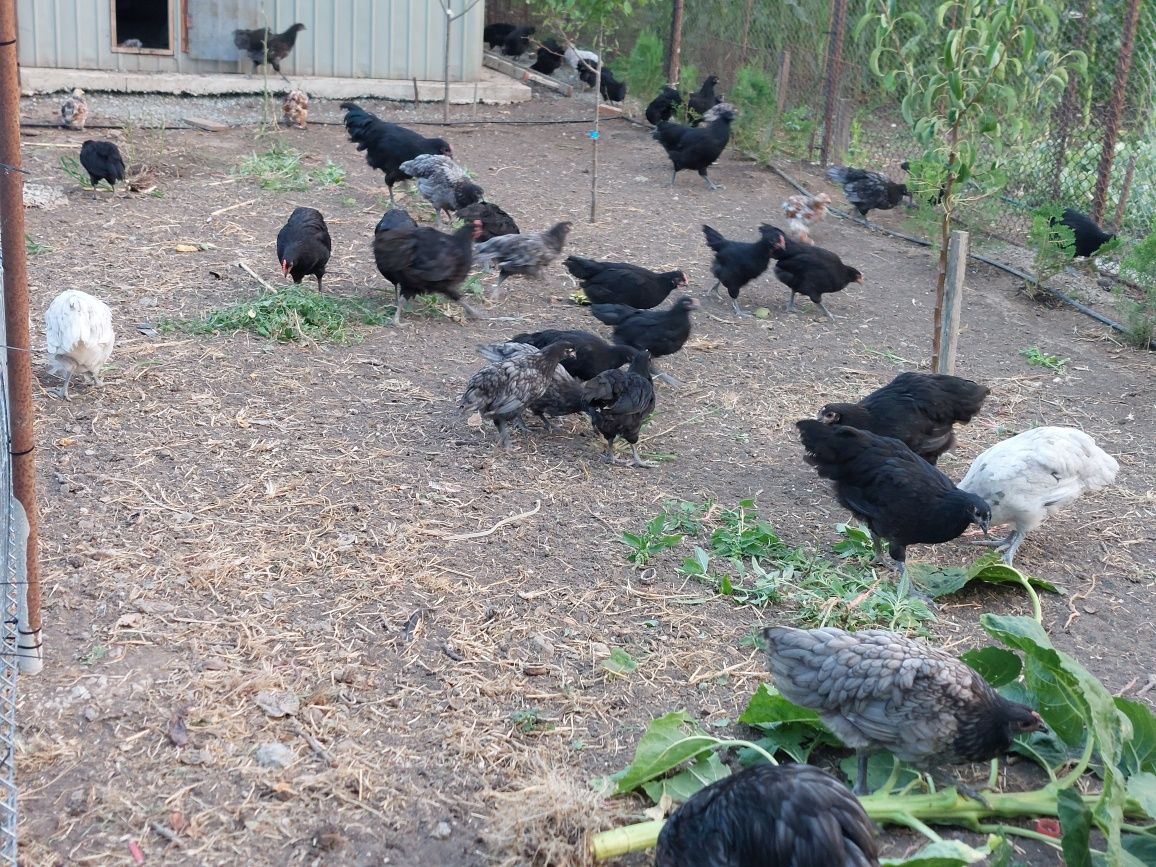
12 91 1156 866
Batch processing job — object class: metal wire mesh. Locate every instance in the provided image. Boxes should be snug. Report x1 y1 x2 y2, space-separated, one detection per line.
0 334 20 864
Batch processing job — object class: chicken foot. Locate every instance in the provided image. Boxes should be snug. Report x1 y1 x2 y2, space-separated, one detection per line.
54 369 74 401
969 529 1025 565
697 169 721 191
601 442 658 469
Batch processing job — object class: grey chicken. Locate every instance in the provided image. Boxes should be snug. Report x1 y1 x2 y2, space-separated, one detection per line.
764 625 1045 797
582 350 656 468
656 763 879 867
473 221 572 299
459 340 574 450
826 165 909 221
475 342 590 430
397 154 484 227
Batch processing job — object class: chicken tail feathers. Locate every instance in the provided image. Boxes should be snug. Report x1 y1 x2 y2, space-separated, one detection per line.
590 303 635 326
702 224 728 253
825 165 852 185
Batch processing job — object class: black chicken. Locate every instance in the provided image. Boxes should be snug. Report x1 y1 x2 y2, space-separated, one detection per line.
702 224 786 316
459 339 574 450
455 202 520 242
373 217 483 325
653 107 736 190
598 68 627 102
375 208 417 235
473 221 572 298
563 255 687 309
276 207 331 291
583 350 656 468
577 60 600 88
770 231 864 319
340 102 453 203
501 25 536 57
510 329 637 381
1058 208 1116 258
590 295 699 386
826 165 909 220
795 419 991 575
645 85 682 126
655 763 879 867
764 625 1045 797
818 372 990 465
483 23 516 49
687 74 722 121
475 343 589 429
530 39 564 76
232 23 305 82
78 140 125 192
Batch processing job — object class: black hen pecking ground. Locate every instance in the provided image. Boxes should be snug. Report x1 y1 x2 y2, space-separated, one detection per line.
373 217 483 324
276 207 331 291
78 140 125 192
582 350 656 468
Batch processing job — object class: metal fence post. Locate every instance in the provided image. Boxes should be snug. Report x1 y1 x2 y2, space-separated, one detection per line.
1091 0 1142 224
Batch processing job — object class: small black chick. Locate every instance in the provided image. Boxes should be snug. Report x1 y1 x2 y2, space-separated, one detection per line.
764 625 1045 796
501 25 536 57
475 343 589 430
1058 208 1116 258
818 372 990 465
510 329 637 381
770 230 864 319
78 140 125 192
232 23 305 82
455 202 520 242
646 85 682 126
687 74 722 121
795 419 991 574
702 223 786 316
826 165 909 220
564 255 687 309
655 763 880 867
599 67 627 102
459 339 573 450
583 350 656 468
530 39 565 75
276 206 331 291
653 106 736 190
483 23 516 49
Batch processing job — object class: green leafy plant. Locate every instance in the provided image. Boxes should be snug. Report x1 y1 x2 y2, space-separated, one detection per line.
620 514 685 567
728 65 776 154
1018 346 1069 373
59 154 96 189
25 235 51 255
509 708 555 733
613 30 666 98
1027 203 1076 298
234 140 346 191
602 647 639 678
1118 229 1156 349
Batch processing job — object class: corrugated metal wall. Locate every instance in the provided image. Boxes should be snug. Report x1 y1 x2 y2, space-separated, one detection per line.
16 0 484 80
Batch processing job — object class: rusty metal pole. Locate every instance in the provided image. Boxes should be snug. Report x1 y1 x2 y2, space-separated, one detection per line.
0 0 42 665
666 0 683 85
1091 0 1141 224
819 0 847 167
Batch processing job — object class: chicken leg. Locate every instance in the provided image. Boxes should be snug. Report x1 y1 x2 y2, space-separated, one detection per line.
730 296 750 318
391 286 406 325
627 444 659 469
815 300 835 320
55 369 74 401
697 169 721 191
787 291 798 312
669 169 679 188
970 528 1026 566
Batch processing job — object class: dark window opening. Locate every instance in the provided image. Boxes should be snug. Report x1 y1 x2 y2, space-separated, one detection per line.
112 0 172 52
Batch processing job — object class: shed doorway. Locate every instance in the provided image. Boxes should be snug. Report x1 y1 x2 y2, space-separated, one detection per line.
112 0 174 53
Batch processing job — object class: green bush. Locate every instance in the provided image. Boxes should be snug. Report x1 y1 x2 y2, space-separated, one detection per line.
1027 204 1076 299
728 65 776 154
612 30 666 100
1118 229 1156 349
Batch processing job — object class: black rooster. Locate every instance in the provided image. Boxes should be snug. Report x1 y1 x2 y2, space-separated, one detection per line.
653 107 735 190
645 85 682 126
340 102 453 203
702 223 786 316
826 165 909 220
510 329 637 381
232 23 305 82
765 625 1044 798
656 762 879 867
818 372 990 465
455 202 520 242
564 256 687 309
770 230 864 319
373 216 483 325
530 39 565 76
276 207 331 291
795 420 991 575
78 140 125 192
583 350 657 468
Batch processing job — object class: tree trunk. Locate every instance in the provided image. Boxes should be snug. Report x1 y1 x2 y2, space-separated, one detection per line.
667 0 683 84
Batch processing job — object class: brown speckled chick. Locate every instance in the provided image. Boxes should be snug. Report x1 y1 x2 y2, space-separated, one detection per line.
764 626 1044 797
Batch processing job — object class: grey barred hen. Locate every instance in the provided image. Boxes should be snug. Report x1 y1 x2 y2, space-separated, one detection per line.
583 350 656 468
818 372 990 466
826 165 909 220
459 340 574 450
764 626 1045 797
473 221 572 299
656 763 879 867
398 154 484 227
475 343 590 430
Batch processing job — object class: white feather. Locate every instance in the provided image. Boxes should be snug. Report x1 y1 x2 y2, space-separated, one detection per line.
958 426 1118 534
45 289 115 383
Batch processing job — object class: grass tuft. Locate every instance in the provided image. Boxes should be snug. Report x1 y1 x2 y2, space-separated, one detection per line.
234 140 346 192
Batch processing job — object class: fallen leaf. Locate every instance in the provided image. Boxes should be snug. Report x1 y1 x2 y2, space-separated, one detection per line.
255 689 300 718
169 811 186 833
56 437 77 447
114 613 144 630
167 705 189 747
174 244 200 253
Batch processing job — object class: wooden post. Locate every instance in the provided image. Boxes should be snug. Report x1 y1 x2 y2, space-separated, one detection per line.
667 0 683 84
776 49 791 116
936 230 969 375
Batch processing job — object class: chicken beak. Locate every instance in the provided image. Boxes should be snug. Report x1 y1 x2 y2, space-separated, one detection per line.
977 516 991 536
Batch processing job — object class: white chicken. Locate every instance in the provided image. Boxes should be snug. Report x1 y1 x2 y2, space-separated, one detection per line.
563 44 599 70
44 290 115 400
958 426 1119 565
60 88 88 130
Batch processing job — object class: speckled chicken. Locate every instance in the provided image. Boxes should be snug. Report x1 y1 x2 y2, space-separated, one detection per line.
656 763 879 867
826 165 909 220
459 340 574 450
796 419 991 574
276 207 331 291
475 343 589 429
764 626 1045 795
582 350 656 467
781 192 832 244
398 154 484 226
45 289 115 400
818 372 990 466
61 89 88 130
282 90 309 128
473 221 572 299
959 426 1118 565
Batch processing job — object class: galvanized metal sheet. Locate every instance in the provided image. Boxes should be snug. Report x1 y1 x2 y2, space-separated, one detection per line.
187 0 258 62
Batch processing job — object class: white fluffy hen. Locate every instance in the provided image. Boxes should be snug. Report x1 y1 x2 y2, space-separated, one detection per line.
45 290 115 400
958 426 1118 565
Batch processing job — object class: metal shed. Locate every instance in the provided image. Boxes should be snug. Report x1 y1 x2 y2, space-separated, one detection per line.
16 0 485 81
